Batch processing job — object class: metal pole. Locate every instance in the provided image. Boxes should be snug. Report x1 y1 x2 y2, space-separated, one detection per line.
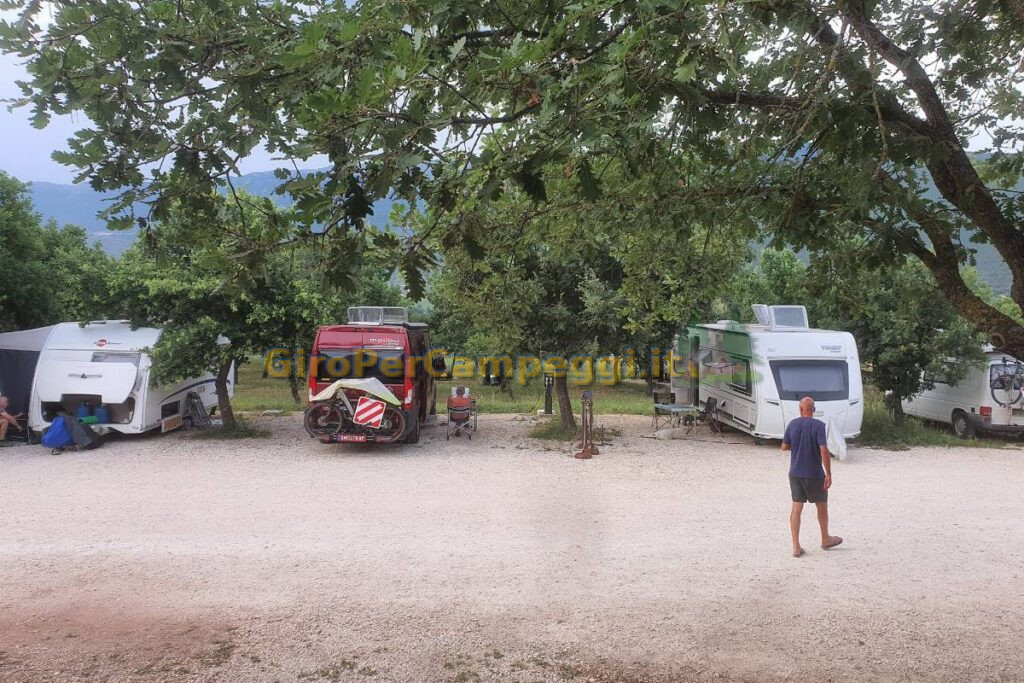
543 374 553 415
574 390 598 459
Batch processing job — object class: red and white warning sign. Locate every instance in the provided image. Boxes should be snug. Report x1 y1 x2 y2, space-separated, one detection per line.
352 396 387 429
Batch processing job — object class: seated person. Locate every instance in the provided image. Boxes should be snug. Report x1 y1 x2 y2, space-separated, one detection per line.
447 386 472 424
0 395 24 443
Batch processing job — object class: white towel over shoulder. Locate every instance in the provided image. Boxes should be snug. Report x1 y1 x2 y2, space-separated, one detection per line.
825 417 848 461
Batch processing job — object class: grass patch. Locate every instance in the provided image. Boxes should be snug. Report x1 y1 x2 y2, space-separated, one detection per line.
231 356 654 415
856 388 1007 449
189 420 270 440
231 360 305 413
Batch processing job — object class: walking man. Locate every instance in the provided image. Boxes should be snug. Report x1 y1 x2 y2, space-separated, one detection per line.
782 396 843 557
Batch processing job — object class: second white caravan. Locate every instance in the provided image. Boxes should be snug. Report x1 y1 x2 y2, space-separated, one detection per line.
672 305 863 440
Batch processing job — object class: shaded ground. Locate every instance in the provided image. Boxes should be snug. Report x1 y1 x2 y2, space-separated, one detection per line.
1 415 1022 682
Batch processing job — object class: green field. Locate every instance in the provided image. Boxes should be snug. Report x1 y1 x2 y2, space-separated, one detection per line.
231 361 1011 449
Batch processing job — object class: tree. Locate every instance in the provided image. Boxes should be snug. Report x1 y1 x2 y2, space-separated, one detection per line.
424 158 749 431
5 1 1023 355
0 172 113 331
106 193 341 429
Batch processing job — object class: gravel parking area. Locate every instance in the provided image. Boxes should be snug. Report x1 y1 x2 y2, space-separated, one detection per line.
1 414 1023 682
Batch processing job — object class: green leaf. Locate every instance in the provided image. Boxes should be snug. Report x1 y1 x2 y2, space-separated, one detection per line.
578 160 600 201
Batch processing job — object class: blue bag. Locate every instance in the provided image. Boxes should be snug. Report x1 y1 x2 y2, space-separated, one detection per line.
41 415 75 451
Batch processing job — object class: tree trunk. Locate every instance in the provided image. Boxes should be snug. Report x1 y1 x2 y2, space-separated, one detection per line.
885 393 905 424
499 372 515 399
215 359 236 431
289 347 303 404
554 374 576 433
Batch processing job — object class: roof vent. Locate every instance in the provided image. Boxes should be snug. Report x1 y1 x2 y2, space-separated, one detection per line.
751 304 771 326
766 305 809 330
347 306 409 325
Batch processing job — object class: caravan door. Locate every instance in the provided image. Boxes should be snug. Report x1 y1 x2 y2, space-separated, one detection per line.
35 360 139 403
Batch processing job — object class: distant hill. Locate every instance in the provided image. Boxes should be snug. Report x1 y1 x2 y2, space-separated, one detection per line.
27 169 398 256
25 170 1014 294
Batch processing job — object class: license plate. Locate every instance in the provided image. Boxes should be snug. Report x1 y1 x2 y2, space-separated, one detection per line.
332 433 367 443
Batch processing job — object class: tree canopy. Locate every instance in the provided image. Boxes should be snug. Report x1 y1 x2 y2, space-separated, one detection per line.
0 172 114 332
3 0 1023 354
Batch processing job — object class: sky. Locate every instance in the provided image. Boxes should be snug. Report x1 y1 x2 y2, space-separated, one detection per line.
0 50 300 184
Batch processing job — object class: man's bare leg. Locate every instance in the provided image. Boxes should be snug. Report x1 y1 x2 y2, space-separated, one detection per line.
790 502 804 556
0 420 8 441
816 502 842 548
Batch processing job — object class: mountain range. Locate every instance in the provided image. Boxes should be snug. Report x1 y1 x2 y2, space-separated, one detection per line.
26 170 1013 294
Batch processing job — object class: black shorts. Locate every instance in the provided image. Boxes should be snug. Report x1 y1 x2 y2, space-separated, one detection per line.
789 475 828 503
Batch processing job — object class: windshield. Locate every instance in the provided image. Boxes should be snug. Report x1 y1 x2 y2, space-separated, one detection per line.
316 349 406 384
769 360 849 402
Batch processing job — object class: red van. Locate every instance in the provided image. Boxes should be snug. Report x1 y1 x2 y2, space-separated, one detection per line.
307 307 442 443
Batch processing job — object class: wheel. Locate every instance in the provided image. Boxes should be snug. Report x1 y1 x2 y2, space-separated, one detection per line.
304 402 344 437
951 410 976 439
405 412 420 444
378 406 407 442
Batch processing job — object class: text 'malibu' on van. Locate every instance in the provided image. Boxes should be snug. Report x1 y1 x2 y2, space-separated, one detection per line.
672 305 864 440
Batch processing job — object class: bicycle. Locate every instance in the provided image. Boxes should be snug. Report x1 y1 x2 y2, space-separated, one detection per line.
303 391 407 443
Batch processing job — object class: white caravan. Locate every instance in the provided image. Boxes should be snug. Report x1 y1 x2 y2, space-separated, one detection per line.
27 321 232 435
901 347 1024 438
671 305 864 440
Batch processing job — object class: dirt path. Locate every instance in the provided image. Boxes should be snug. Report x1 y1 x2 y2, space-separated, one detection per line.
1 415 1022 681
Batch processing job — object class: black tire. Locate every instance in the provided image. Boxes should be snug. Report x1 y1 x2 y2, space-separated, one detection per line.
405 411 420 444
952 410 976 439
304 402 344 437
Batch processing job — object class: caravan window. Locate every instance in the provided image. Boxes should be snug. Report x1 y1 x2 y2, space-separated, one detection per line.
769 360 849 402
700 349 751 395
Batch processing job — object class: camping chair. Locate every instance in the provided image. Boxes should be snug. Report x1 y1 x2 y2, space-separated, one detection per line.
652 390 678 430
446 386 476 440
0 413 33 446
688 397 722 437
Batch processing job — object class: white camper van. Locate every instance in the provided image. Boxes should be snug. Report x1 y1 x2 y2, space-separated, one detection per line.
27 321 231 435
671 305 864 440
901 347 1024 438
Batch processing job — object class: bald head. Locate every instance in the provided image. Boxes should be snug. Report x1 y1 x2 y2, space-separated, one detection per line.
798 396 815 416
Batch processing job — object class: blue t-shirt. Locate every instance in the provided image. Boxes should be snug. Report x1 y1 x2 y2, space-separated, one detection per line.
783 417 827 478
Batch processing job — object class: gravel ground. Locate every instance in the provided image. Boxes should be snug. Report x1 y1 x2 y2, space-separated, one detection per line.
1 414 1023 682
